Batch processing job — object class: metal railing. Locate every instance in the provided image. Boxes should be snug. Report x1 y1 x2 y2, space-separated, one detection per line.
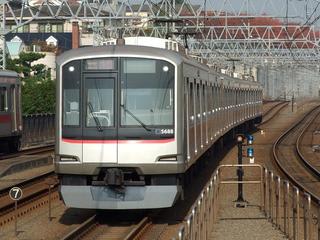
174 173 219 240
172 164 263 240
263 169 319 240
21 113 55 148
172 165 320 240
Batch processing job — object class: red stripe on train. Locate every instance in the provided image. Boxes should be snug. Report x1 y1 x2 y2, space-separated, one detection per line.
62 138 175 144
0 115 11 123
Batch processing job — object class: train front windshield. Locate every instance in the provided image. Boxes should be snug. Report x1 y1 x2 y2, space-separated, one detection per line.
62 57 175 140
120 58 174 128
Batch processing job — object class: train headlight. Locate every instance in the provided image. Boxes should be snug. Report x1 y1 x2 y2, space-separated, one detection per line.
158 155 177 161
68 66 75 72
162 66 169 72
57 155 78 162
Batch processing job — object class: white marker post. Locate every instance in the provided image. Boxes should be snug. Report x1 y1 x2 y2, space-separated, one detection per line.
9 187 23 236
46 177 58 221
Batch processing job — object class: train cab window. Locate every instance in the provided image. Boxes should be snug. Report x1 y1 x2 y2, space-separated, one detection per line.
120 58 174 127
85 77 114 127
62 60 81 126
0 87 8 112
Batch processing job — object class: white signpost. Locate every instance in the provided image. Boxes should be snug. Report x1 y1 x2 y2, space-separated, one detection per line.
9 187 23 236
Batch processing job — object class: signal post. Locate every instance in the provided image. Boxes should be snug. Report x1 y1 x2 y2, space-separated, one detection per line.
235 134 254 208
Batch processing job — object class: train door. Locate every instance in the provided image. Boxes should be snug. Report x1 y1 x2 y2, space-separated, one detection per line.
82 73 118 163
203 84 208 146
186 79 194 162
222 87 226 131
189 81 196 159
212 85 217 137
0 86 10 136
10 85 17 132
233 88 236 125
195 83 201 154
200 84 204 149
208 84 213 142
216 85 221 135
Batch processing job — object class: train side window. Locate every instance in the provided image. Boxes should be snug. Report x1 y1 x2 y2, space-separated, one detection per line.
202 84 206 116
232 89 234 106
211 86 214 110
216 86 219 109
0 87 8 112
235 89 237 105
218 86 221 108
225 89 228 107
214 86 218 109
242 90 244 104
189 82 194 118
237 89 239 105
196 83 200 115
220 86 223 108
209 85 213 112
245 90 247 104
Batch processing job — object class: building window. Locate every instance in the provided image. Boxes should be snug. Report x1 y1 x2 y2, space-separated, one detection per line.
82 22 93 34
8 24 29 33
39 23 63 33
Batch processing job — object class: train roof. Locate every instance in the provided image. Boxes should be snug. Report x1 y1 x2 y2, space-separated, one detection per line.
57 45 184 66
0 70 19 78
57 44 260 88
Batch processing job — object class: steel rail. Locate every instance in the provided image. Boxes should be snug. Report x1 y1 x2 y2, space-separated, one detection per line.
259 101 289 125
273 104 320 203
60 216 151 240
296 110 320 178
0 171 57 219
0 144 54 160
0 170 55 196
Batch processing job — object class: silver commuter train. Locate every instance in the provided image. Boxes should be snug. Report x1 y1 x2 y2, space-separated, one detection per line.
0 70 22 152
55 39 262 209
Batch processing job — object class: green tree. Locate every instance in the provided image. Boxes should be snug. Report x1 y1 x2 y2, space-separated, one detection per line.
22 76 55 114
7 52 46 78
6 52 55 114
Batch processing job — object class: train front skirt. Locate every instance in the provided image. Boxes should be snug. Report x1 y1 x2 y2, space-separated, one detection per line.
60 185 181 209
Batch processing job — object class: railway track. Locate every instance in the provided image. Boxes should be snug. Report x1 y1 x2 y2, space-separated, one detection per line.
259 101 289 125
60 215 152 240
0 170 57 227
0 144 54 160
0 142 57 227
273 104 320 201
296 111 320 177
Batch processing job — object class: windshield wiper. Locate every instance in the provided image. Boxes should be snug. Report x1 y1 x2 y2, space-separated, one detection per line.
88 102 103 132
120 104 151 132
